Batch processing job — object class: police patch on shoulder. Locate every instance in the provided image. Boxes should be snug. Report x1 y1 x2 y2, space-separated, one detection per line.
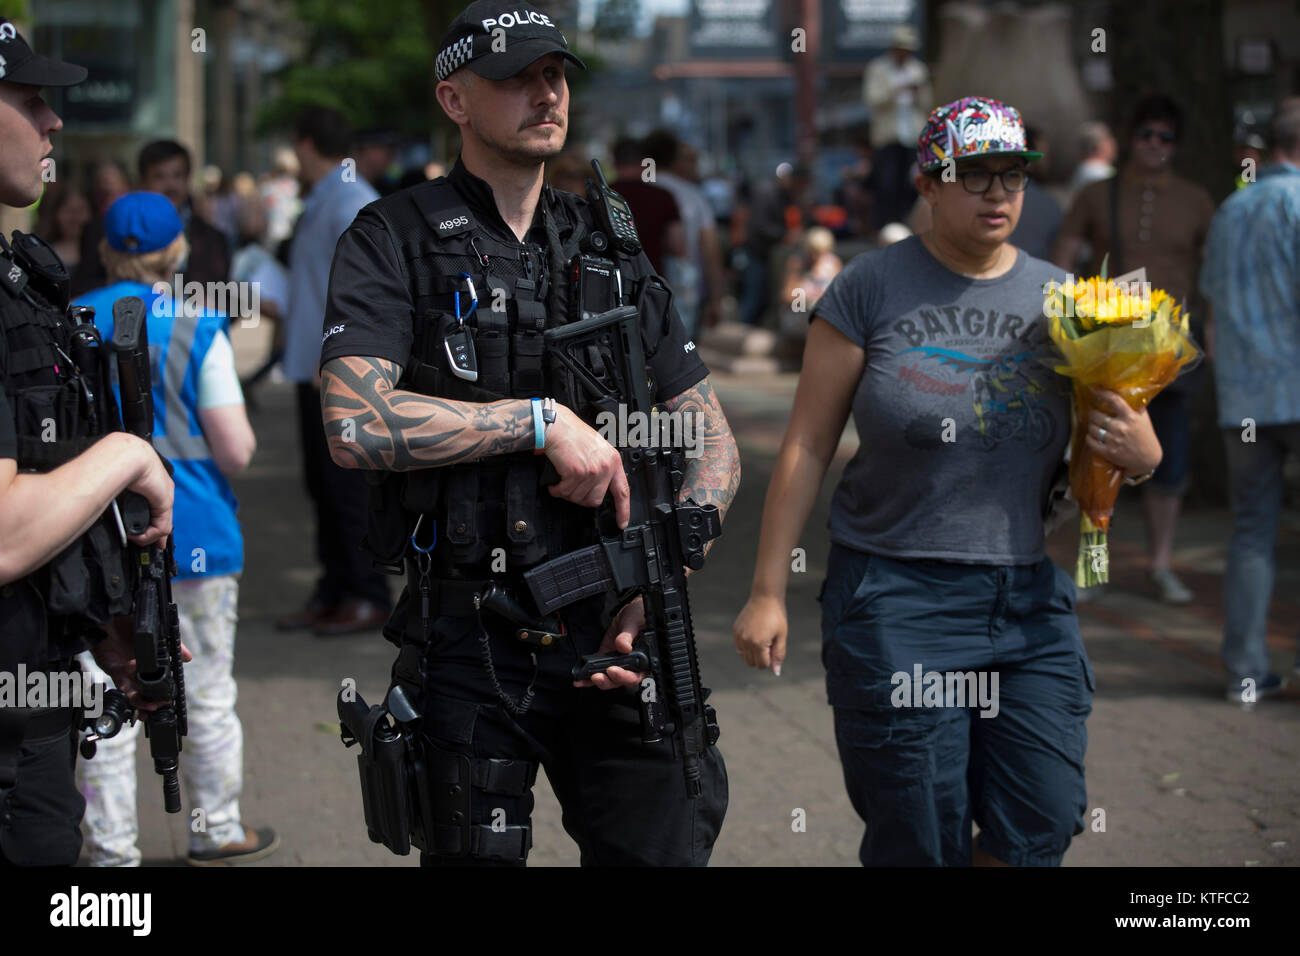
434 207 475 238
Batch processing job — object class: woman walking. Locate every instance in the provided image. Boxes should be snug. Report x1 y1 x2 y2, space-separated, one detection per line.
734 97 1162 866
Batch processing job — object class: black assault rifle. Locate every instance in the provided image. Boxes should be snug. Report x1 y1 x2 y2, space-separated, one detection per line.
109 296 188 813
524 305 722 797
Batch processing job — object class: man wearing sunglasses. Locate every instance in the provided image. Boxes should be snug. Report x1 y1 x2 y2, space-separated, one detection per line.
1054 95 1215 606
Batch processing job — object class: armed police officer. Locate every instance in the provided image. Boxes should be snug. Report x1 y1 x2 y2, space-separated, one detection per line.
0 19 175 866
321 0 740 866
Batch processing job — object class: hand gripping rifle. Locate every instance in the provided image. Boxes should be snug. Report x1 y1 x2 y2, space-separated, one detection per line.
524 305 722 797
108 296 188 813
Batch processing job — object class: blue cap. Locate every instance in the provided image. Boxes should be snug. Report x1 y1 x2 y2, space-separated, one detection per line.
104 192 184 253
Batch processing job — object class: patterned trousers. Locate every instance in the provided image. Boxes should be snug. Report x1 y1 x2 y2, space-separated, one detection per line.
76 574 246 866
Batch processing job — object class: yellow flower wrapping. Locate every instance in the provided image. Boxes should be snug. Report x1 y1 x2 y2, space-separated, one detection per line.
1043 288 1200 585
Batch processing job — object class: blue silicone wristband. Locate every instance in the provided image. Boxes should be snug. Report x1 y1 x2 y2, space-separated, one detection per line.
531 398 545 450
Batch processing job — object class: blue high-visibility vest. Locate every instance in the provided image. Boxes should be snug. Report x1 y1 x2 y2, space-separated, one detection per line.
75 281 243 579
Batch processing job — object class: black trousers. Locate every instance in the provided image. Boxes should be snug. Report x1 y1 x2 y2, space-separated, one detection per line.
295 383 390 608
394 595 728 866
0 723 83 866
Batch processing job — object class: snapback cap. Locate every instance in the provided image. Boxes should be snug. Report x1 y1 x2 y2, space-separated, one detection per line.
435 1 585 82
0 18 87 87
916 96 1043 173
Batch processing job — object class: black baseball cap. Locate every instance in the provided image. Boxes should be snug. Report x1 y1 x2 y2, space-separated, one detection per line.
435 1 585 83
0 18 87 87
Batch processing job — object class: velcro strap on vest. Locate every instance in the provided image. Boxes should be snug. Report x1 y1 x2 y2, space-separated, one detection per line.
6 344 57 375
470 757 537 796
468 823 531 863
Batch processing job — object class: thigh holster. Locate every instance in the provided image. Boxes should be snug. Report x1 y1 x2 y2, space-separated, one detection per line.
414 744 537 863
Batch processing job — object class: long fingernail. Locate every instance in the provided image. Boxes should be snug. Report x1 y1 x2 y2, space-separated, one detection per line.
773 663 782 677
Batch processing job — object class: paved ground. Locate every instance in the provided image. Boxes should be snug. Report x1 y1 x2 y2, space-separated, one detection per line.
121 342 1300 867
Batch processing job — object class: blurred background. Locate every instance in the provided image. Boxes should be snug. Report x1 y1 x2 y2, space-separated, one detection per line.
7 0 1299 500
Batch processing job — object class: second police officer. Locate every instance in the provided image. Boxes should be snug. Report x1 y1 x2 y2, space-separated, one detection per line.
319 0 740 865
0 20 175 866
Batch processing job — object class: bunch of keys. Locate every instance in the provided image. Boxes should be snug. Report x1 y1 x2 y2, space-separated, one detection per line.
444 272 479 382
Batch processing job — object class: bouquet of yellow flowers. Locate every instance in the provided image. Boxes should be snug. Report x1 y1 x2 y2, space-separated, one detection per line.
1043 263 1200 587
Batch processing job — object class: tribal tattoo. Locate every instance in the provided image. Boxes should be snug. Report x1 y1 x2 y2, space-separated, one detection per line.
663 377 741 524
320 356 533 470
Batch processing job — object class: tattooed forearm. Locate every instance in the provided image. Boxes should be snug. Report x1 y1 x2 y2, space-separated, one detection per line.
663 377 741 525
320 356 533 470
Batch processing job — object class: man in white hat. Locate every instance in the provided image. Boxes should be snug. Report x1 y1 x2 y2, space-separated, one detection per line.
863 24 932 231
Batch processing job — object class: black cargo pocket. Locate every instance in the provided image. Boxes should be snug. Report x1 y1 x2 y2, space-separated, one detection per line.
633 274 674 355
87 518 129 616
15 384 73 446
418 691 482 751
444 469 487 564
46 538 89 616
505 464 545 566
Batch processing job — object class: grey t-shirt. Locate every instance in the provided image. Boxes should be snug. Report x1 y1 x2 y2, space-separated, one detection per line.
813 236 1069 564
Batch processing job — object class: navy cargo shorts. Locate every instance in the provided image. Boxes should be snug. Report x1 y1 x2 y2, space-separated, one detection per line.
819 543 1094 866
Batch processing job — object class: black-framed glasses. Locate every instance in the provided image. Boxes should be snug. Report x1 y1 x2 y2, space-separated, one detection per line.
1136 126 1176 144
957 167 1029 194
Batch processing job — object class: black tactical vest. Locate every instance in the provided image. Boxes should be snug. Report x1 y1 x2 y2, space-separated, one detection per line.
0 235 131 670
359 178 643 584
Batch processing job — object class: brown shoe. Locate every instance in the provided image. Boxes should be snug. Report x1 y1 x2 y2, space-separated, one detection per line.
313 599 388 636
275 597 332 632
187 826 280 866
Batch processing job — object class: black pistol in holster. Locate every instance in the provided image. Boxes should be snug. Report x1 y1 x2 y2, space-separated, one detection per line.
337 682 436 856
108 296 188 813
337 680 535 861
527 301 723 798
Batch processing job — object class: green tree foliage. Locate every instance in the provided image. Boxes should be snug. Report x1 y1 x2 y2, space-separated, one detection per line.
0 1 30 23
258 0 602 143
257 0 464 136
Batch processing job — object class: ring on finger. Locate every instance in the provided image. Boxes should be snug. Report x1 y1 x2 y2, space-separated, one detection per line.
1097 426 1108 443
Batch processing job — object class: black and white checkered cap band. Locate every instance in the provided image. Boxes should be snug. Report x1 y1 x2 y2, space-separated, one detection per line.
435 35 475 81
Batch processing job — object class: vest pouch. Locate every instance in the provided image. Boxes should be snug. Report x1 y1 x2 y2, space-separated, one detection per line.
475 303 511 396
444 468 488 564
505 461 547 567
364 473 414 572
511 328 545 396
632 273 675 362
86 518 130 617
13 382 78 451
399 469 443 514
46 536 90 617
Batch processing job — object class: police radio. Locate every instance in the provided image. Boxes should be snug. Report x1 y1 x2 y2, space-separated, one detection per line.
586 159 641 257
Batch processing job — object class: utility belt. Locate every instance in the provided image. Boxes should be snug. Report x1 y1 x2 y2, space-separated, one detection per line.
390 556 567 652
